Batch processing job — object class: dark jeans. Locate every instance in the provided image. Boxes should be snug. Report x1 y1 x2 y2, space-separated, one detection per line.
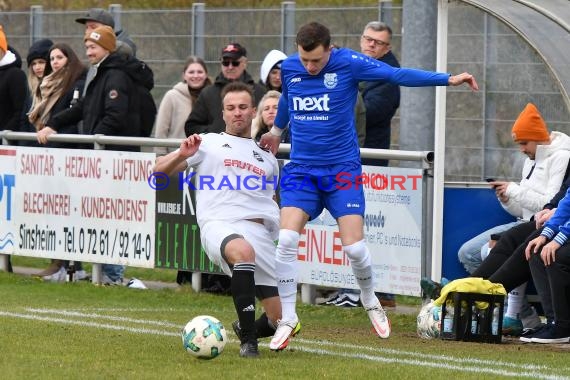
471 220 554 320
529 248 570 329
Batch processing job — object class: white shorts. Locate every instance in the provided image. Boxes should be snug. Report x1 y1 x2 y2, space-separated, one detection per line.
200 220 277 287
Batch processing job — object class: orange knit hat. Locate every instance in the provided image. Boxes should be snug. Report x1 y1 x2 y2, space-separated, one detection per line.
511 103 549 142
0 25 7 53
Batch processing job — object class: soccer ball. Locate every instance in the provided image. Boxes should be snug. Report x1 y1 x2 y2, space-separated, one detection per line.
181 315 228 359
416 301 441 339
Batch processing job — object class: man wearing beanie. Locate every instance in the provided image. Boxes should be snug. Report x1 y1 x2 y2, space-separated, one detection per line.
0 25 29 134
458 103 570 280
185 42 266 135
75 7 136 57
39 24 154 284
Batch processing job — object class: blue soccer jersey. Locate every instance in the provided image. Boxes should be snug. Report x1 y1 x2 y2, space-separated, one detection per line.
274 48 450 164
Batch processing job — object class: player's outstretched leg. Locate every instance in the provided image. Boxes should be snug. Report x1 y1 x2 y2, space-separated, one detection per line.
270 229 301 351
345 240 391 338
232 262 259 357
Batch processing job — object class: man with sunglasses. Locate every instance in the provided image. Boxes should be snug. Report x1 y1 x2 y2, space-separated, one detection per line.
185 42 266 136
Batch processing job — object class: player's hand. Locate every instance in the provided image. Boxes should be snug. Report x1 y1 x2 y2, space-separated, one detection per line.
449 72 479 91
259 132 281 155
540 240 560 266
37 126 56 145
179 134 202 158
525 235 547 260
535 208 555 229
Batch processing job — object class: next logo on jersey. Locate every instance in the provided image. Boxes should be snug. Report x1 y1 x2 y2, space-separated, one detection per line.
292 94 330 112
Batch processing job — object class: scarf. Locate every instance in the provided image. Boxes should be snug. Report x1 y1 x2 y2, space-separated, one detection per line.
28 68 66 131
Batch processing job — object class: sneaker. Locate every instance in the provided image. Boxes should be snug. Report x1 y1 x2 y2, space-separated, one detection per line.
366 303 391 339
334 294 361 308
420 277 442 300
318 292 342 305
74 270 89 281
378 294 397 308
232 320 243 342
42 266 66 282
102 274 123 286
239 340 259 358
530 325 570 344
269 318 301 351
126 278 147 289
502 316 523 336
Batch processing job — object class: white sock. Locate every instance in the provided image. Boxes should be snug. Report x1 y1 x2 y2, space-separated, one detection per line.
344 240 376 309
275 229 300 322
505 282 527 319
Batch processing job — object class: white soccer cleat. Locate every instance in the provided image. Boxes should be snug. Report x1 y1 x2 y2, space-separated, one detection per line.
366 303 391 338
269 317 301 351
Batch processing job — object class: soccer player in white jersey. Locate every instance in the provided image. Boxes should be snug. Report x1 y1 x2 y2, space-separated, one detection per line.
259 22 478 351
154 82 281 358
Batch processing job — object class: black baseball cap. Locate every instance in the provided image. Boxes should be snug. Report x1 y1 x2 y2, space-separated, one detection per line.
221 43 247 60
75 8 115 29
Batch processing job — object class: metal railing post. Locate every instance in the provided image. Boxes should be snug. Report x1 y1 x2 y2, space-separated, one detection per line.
30 5 43 43
281 1 296 55
109 4 122 32
191 3 205 58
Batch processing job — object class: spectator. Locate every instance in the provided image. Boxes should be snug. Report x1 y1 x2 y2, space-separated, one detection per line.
251 90 280 141
0 25 29 134
154 56 211 155
26 38 53 116
259 49 287 92
154 82 282 358
458 103 570 274
75 8 136 57
39 26 152 285
524 194 570 343
185 42 266 135
259 21 477 350
359 21 400 167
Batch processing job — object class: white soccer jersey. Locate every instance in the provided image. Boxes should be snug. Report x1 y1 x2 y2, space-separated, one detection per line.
184 133 280 239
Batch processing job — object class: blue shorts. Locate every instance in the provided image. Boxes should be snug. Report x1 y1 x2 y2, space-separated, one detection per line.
279 161 365 220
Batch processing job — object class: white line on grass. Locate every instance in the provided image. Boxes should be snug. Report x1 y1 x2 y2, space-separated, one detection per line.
0 311 179 337
25 308 182 328
3 308 567 380
294 337 548 371
295 345 568 380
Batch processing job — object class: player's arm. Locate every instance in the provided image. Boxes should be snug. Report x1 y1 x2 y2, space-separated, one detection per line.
154 134 202 175
260 95 289 155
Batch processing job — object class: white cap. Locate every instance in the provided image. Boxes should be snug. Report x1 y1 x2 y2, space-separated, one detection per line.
260 49 287 84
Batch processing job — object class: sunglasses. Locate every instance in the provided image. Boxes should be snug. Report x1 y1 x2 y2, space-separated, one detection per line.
222 60 241 67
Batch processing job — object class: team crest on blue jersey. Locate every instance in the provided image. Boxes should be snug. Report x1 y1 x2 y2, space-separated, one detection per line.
323 73 338 89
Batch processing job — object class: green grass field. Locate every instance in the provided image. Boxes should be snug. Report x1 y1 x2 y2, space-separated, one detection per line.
2 260 570 380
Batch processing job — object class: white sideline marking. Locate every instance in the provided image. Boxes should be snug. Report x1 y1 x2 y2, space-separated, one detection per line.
0 311 179 337
294 337 547 371
26 308 182 328
295 345 568 380
1 308 568 380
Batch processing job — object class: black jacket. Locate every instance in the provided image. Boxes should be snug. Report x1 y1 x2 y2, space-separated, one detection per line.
360 50 401 151
50 53 151 151
0 46 28 132
184 71 266 136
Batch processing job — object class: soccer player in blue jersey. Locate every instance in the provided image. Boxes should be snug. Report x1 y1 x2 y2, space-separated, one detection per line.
260 21 478 351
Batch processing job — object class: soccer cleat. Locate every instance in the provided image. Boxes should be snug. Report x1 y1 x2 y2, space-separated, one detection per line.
366 303 391 339
269 318 301 351
502 316 523 336
232 320 243 342
239 340 260 358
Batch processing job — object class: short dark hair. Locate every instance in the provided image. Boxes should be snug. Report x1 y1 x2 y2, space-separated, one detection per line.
221 82 255 106
296 22 331 52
